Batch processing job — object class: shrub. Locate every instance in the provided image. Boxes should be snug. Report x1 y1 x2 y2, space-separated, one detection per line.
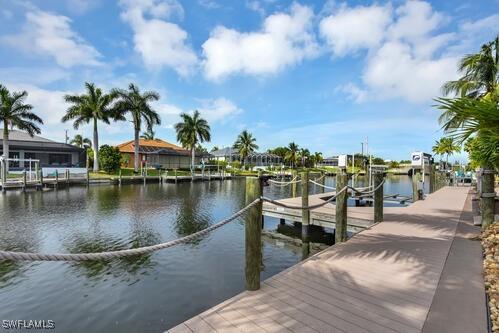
98 145 121 173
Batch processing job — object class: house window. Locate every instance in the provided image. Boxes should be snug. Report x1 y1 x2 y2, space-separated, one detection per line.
48 154 71 166
24 152 37 168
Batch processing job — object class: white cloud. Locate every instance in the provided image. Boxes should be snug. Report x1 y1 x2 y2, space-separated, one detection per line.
321 0 464 103
1 10 102 67
119 0 198 76
197 98 243 122
202 3 319 80
319 4 392 56
198 0 219 9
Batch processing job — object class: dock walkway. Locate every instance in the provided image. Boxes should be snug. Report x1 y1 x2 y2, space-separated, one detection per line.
168 187 486 333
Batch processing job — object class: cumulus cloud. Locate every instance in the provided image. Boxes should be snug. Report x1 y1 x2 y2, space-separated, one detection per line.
321 0 464 103
1 10 102 67
119 0 198 76
155 98 243 128
319 4 392 56
202 3 319 80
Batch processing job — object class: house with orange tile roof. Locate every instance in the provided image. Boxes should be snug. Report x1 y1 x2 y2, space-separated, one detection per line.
116 138 211 169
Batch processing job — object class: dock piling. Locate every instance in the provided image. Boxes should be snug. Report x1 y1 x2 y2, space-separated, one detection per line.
245 176 263 291
55 170 59 189
291 170 297 198
335 171 348 243
22 170 27 192
481 169 495 229
374 172 384 223
412 169 423 201
301 171 310 240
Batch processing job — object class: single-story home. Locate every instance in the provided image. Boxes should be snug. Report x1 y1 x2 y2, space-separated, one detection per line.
317 156 339 167
117 138 211 169
0 130 86 168
211 147 282 166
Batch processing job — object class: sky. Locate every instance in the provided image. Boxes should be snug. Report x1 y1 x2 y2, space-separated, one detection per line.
0 0 497 161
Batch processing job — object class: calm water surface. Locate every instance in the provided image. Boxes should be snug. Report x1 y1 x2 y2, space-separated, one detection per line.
0 175 415 332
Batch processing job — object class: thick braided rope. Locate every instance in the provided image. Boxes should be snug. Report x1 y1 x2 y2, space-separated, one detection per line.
261 185 349 210
0 199 261 261
309 179 335 190
348 179 385 195
268 176 300 186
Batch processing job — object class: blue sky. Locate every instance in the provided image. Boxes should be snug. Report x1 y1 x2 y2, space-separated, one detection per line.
0 0 497 161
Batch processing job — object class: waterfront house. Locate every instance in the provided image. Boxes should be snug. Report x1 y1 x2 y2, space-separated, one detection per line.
116 138 211 169
0 130 86 168
211 147 282 167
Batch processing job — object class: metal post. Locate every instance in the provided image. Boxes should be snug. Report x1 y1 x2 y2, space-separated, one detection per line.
481 169 496 229
335 171 348 243
301 171 310 240
245 177 262 291
374 172 384 223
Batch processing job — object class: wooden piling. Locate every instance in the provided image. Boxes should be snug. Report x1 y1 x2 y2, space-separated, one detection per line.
65 169 70 184
1 161 5 193
301 171 310 240
429 165 435 193
291 169 297 198
374 172 383 223
86 169 90 186
335 171 348 243
481 168 496 229
245 176 263 291
175 169 178 184
119 169 122 185
319 171 325 194
22 170 27 192
55 170 59 189
412 169 422 201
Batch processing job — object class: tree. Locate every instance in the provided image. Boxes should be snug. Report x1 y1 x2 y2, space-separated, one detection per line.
174 110 211 170
98 145 121 173
286 142 299 167
70 134 92 148
311 152 323 167
211 146 219 152
442 36 498 99
233 130 258 167
140 128 155 140
432 137 461 166
0 85 42 171
63 82 117 172
298 148 310 167
112 83 161 173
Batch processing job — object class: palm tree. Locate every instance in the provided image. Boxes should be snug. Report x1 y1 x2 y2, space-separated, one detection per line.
298 148 310 167
233 130 258 167
140 128 155 140
285 142 299 168
112 83 161 173
313 152 323 167
0 85 43 171
62 82 117 172
442 36 498 99
70 134 92 148
174 110 211 171
432 137 461 167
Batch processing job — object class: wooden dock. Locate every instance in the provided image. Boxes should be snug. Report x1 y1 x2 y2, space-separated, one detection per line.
168 186 486 333
263 192 375 233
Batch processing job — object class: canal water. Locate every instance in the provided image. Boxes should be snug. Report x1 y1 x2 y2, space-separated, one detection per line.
0 175 416 332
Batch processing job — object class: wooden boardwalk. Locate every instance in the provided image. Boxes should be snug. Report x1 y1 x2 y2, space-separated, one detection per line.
168 187 485 333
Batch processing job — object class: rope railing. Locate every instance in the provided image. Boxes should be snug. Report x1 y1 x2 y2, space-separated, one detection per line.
348 179 385 195
0 198 261 262
268 176 300 186
309 179 335 190
261 185 349 210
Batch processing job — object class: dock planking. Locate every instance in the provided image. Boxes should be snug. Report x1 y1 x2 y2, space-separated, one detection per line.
167 187 486 333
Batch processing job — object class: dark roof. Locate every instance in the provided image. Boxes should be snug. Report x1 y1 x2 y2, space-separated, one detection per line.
0 130 84 152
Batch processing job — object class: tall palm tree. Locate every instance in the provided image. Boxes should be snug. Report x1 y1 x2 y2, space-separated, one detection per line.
442 36 498 99
286 142 299 168
112 83 161 173
0 85 43 171
432 137 461 167
70 134 92 148
140 128 155 140
298 148 310 167
313 152 323 167
233 130 258 167
62 82 117 172
174 110 211 171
